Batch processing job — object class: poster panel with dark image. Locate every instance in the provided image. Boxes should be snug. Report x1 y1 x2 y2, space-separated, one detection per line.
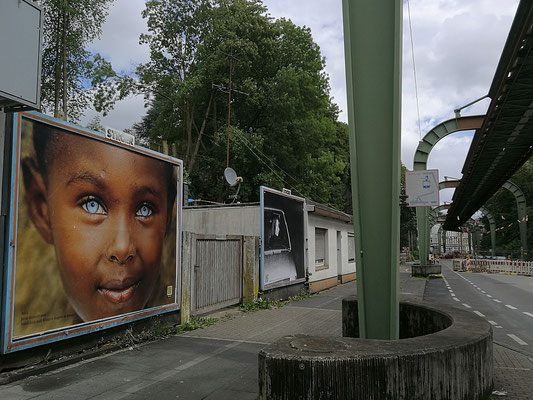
260 186 306 290
1 112 182 353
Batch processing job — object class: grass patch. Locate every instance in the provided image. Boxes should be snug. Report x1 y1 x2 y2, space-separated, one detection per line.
120 316 219 347
239 289 312 313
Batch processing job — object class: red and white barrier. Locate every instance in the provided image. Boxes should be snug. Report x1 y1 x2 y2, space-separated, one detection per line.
452 258 533 276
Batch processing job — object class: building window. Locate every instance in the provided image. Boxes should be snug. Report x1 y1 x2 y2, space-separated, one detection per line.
348 233 355 263
315 228 327 269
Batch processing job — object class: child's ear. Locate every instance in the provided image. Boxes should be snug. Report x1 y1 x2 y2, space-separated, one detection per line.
21 158 53 244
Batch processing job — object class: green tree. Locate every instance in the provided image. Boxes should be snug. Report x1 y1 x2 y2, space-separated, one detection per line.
128 0 350 209
480 158 533 258
400 163 416 250
40 0 115 121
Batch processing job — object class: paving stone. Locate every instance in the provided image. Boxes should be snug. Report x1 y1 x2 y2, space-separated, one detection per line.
3 266 532 399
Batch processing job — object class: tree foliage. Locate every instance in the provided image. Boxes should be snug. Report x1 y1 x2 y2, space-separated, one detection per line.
125 0 350 209
479 158 533 258
400 163 416 249
40 0 115 121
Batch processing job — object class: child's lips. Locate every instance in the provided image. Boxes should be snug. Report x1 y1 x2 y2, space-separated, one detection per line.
98 279 139 304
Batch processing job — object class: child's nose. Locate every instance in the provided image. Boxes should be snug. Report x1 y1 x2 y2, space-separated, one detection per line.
108 217 135 264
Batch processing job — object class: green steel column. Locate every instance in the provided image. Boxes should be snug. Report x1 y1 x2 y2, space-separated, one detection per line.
417 207 430 265
342 0 402 340
437 226 442 254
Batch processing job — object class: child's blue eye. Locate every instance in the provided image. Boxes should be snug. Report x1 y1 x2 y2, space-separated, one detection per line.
81 198 106 215
136 204 153 218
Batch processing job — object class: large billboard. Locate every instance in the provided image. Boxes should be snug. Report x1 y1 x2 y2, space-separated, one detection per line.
1 112 182 353
260 187 305 290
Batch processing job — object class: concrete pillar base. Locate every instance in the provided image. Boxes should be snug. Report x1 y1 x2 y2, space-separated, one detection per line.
258 298 493 400
411 263 442 277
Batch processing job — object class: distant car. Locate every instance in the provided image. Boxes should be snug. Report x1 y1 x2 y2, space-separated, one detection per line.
444 253 453 259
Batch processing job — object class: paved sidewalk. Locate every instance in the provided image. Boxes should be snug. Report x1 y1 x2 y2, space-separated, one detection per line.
0 267 531 399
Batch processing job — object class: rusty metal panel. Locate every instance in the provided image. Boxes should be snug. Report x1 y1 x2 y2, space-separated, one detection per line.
193 237 243 314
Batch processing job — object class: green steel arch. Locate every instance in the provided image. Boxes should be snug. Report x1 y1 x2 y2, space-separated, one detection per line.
501 180 527 255
413 115 485 265
430 216 478 255
437 179 524 257
479 206 496 258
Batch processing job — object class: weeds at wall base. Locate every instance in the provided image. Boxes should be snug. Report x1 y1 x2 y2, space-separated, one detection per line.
240 289 311 313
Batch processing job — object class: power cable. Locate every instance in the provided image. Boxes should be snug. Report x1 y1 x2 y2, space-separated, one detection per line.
407 0 423 140
231 129 304 189
230 130 307 198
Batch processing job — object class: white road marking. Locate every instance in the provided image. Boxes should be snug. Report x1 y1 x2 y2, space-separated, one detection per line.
523 312 533 318
481 290 486 293
451 293 456 297
495 326 503 329
507 334 528 346
462 303 471 308
505 305 518 310
486 294 493 298
488 321 498 326
473 311 486 317
453 298 460 302
493 299 502 303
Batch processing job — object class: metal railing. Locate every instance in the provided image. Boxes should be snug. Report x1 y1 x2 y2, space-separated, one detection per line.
453 258 533 275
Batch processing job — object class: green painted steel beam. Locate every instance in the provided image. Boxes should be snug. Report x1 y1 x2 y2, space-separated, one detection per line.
342 0 402 340
413 116 484 266
479 206 496 257
502 180 527 257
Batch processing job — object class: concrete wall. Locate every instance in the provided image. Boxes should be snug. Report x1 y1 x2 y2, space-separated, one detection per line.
183 204 356 297
307 212 356 293
182 204 260 236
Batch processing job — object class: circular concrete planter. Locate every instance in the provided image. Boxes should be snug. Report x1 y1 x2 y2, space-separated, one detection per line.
258 297 493 400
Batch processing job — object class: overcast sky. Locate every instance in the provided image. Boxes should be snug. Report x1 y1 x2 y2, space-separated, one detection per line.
82 0 520 203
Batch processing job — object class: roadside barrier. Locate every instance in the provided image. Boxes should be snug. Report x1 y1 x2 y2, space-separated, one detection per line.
451 258 533 275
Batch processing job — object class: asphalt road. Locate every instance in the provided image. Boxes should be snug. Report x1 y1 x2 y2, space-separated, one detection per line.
428 259 533 357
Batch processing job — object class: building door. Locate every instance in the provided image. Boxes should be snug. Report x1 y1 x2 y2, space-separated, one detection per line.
192 236 243 315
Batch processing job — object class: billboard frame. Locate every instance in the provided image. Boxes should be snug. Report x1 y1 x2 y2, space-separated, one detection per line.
260 186 306 290
1 111 183 353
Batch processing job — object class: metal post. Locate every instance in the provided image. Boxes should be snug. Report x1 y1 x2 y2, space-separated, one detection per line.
437 226 442 254
342 0 402 340
416 208 429 265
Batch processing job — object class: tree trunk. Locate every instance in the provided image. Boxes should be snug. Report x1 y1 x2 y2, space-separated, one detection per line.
185 103 194 167
61 13 68 121
188 90 215 172
53 9 62 117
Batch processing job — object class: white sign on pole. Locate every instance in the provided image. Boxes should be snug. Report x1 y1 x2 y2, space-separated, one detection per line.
405 169 439 207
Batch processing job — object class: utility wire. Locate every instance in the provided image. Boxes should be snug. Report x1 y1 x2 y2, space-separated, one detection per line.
231 129 303 189
230 130 306 198
231 129 335 205
407 0 423 140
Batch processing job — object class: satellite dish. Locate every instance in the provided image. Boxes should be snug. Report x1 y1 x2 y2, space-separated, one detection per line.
224 167 238 187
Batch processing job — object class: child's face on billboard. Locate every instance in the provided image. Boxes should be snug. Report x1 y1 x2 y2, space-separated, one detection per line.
26 133 173 321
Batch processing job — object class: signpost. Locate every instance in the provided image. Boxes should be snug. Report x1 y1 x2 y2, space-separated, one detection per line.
0 0 43 111
405 169 439 207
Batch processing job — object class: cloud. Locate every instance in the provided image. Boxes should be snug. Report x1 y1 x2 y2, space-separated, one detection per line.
87 1 150 73
81 0 520 206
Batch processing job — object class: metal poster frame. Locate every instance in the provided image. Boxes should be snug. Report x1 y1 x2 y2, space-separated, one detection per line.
1 111 183 353
260 186 306 290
